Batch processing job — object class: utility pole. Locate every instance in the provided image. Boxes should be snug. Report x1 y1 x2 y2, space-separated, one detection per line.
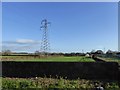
40 19 51 56
103 47 106 54
82 49 84 54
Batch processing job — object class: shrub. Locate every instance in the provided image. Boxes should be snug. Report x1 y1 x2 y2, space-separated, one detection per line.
19 80 31 88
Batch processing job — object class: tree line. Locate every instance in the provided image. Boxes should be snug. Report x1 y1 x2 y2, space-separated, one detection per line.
1 49 120 57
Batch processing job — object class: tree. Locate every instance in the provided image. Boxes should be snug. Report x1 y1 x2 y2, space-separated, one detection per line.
106 50 114 57
2 50 11 55
95 50 104 54
90 49 96 54
34 51 40 55
106 50 113 54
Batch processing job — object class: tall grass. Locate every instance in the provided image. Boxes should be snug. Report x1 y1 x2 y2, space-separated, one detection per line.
2 77 120 89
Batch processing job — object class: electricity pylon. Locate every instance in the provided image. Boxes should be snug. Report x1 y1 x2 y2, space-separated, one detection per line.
40 19 51 56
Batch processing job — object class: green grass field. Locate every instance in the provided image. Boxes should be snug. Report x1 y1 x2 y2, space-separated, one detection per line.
1 56 95 62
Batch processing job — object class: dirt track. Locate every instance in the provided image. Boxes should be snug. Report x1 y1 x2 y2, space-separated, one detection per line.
92 55 106 62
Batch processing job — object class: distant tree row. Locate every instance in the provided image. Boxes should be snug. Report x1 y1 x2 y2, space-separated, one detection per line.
1 50 12 55
1 49 120 57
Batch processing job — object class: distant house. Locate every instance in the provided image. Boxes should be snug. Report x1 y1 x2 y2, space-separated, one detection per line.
85 54 90 57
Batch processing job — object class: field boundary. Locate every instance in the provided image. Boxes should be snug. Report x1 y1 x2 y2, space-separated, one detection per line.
1 61 119 81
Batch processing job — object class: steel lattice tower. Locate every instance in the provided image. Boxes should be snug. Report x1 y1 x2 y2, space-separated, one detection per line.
40 19 50 55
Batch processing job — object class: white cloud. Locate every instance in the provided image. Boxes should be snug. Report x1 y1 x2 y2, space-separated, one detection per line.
2 39 41 52
2 39 41 51
16 39 34 44
16 39 40 44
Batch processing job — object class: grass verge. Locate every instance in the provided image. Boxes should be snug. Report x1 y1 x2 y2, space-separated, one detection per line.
1 77 120 89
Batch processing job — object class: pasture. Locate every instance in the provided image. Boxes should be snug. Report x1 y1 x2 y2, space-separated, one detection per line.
1 56 95 62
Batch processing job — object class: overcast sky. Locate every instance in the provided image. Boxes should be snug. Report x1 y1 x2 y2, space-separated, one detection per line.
2 2 118 53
